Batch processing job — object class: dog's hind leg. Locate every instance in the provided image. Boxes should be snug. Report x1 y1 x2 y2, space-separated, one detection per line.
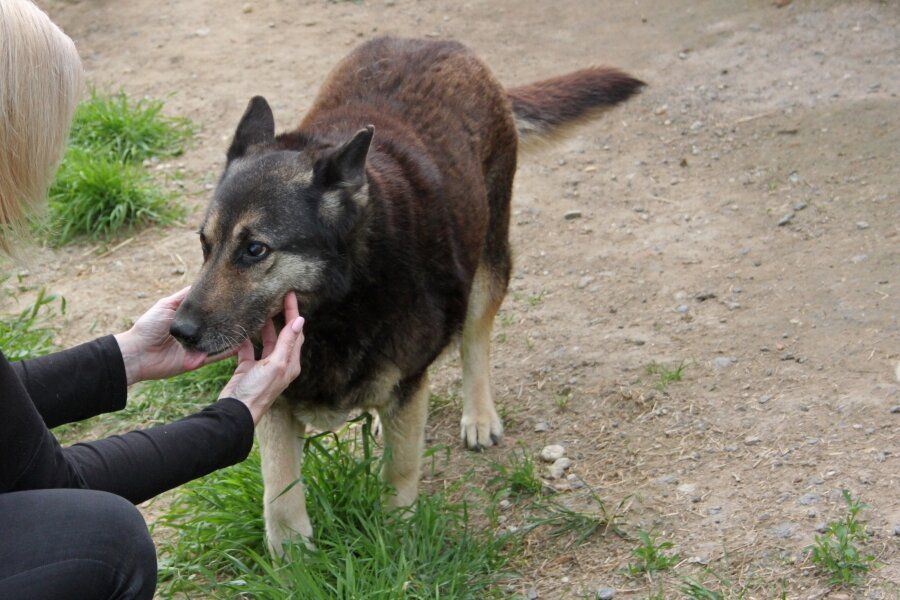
378 374 429 508
460 264 506 450
259 399 312 556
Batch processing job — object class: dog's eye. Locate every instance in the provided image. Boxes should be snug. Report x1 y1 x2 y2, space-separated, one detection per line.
246 241 270 259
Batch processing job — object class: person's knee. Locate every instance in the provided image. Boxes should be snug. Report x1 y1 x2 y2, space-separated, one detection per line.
76 491 157 599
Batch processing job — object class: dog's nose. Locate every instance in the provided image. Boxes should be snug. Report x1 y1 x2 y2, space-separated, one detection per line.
170 318 201 346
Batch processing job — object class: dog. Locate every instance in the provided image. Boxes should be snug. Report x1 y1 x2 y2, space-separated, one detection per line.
171 36 642 555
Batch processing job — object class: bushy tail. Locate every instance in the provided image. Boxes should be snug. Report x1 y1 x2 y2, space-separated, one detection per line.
507 67 644 140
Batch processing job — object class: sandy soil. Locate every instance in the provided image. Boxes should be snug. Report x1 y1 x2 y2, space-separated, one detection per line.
9 0 898 597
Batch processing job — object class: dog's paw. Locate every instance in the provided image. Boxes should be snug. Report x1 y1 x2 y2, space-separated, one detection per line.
265 520 314 558
460 407 503 451
369 410 383 439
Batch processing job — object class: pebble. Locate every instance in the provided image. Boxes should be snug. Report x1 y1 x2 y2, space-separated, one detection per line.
890 405 900 414
597 588 616 600
771 521 798 539
194 27 210 37
713 356 736 369
744 435 761 445
241 3 253 13
534 421 549 432
677 482 697 494
566 473 585 489
563 210 582 220
793 201 807 211
893 524 900 536
577 275 596 289
676 304 690 313
549 457 573 479
758 394 772 404
856 221 870 229
798 492 820 505
539 445 565 462
526 589 538 600
777 211 795 226
498 499 512 510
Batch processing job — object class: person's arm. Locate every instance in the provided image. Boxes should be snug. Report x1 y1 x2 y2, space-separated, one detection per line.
11 336 128 429
63 398 254 504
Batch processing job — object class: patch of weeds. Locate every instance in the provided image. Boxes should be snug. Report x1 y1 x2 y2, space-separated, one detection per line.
428 391 459 417
806 489 876 586
498 311 516 328
488 448 543 500
69 89 193 163
44 89 191 245
554 389 572 412
0 285 64 361
527 490 627 546
495 332 508 344
626 530 681 576
526 291 545 307
157 417 519 598
46 148 182 245
645 361 686 391
680 577 726 600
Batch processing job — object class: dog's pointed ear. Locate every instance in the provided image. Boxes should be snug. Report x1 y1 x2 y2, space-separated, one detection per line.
227 96 275 162
314 125 374 190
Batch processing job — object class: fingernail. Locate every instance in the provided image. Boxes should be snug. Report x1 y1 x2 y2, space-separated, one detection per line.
291 317 304 333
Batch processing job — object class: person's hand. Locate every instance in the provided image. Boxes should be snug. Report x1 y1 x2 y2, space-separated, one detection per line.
114 287 225 386
219 292 305 424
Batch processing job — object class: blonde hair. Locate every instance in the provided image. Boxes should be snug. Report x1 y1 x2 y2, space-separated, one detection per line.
0 0 83 252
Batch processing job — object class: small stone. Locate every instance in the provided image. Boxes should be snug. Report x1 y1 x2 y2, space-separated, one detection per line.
241 3 253 13
890 405 900 414
597 588 616 600
744 435 761 445
893 524 900 536
793 201 807 211
815 522 828 533
526 589 538 600
540 445 565 462
172 267 186 275
788 171 800 184
851 254 868 263
777 211 795 226
577 275 595 289
498 499 512 510
656 474 678 485
548 457 573 478
566 473 585 489
563 210 582 220
758 394 772 404
771 521 797 539
798 492 820 505
856 221 870 230
194 27 210 37
534 421 549 432
677 482 697 494
676 304 690 313
713 356 736 369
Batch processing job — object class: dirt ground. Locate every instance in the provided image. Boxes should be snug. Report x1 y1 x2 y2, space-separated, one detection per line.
14 0 899 597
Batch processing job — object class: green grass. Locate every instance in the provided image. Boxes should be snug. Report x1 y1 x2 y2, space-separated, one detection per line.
526 490 627 546
47 148 181 245
626 530 681 577
0 284 63 361
488 448 543 500
645 361 686 391
156 417 519 599
43 89 191 245
806 490 876 586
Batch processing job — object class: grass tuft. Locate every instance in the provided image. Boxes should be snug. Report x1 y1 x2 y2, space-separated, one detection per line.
526 490 627 546
488 448 543 500
626 530 681 576
0 284 63 361
157 417 518 598
806 489 876 586
645 361 686 391
43 89 191 245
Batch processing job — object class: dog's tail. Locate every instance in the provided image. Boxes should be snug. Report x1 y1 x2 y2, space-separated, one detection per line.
507 67 644 142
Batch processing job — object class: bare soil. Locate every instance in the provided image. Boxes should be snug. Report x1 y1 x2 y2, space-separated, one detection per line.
13 0 899 597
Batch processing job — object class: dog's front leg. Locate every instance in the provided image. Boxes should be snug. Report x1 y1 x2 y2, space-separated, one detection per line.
378 374 429 508
258 399 311 556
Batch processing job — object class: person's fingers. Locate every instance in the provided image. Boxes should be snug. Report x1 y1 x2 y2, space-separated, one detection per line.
289 317 304 364
283 291 300 323
236 338 256 365
270 316 303 366
183 349 207 372
261 318 277 359
160 286 192 310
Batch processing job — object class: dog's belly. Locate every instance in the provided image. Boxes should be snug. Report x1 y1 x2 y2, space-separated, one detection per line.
283 362 403 430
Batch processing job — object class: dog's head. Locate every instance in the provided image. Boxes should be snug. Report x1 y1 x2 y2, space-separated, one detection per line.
170 96 373 354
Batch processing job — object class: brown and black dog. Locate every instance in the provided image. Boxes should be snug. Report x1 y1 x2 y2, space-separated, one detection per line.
171 36 642 554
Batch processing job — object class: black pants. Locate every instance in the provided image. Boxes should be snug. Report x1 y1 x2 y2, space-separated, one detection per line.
0 489 157 599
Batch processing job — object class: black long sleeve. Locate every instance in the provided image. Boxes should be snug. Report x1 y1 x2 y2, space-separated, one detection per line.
1 346 254 504
11 335 127 428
